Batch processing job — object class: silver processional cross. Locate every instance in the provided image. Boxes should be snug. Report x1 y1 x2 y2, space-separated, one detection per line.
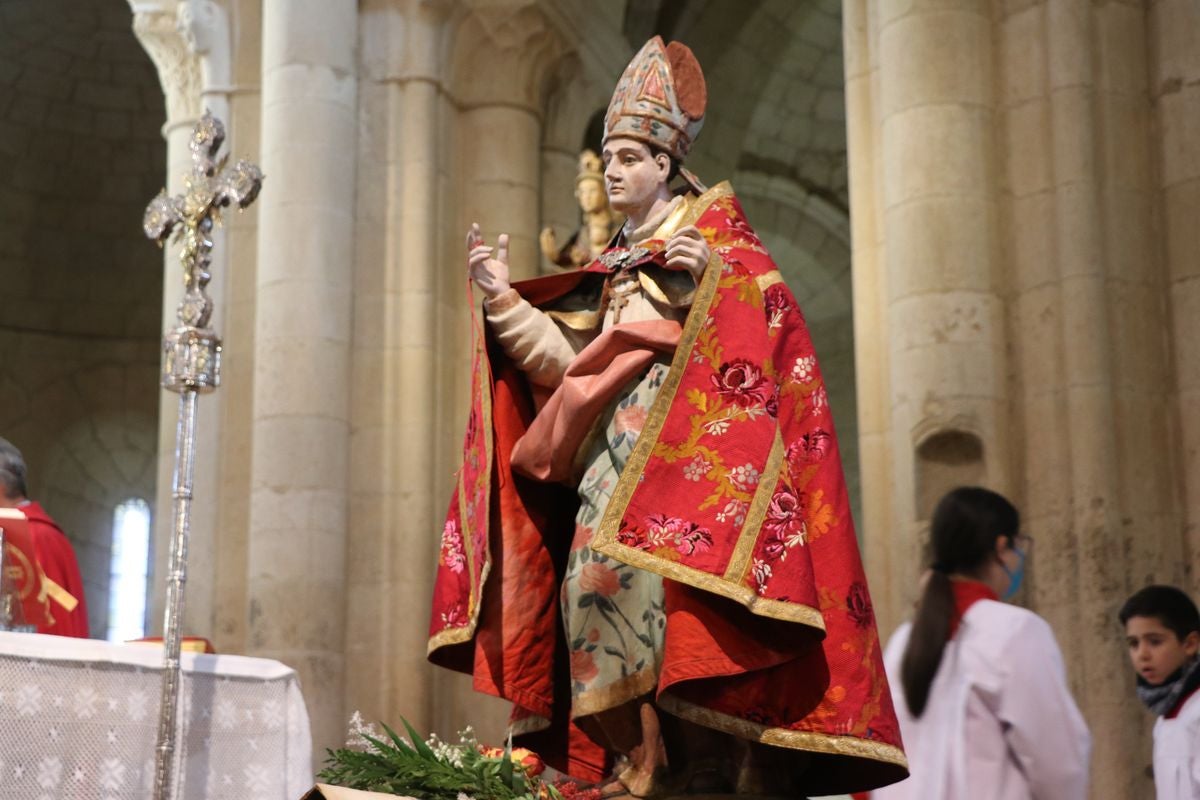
142 111 263 800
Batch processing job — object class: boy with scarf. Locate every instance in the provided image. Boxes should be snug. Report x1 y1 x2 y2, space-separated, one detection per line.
1121 585 1200 799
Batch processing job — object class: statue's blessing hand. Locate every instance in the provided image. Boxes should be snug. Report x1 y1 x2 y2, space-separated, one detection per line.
467 222 511 299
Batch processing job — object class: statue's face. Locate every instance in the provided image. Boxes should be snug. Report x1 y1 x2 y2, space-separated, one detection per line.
576 179 606 213
601 137 670 215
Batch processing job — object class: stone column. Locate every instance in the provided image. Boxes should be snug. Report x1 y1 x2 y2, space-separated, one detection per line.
1041 4 1134 789
1153 0 1200 584
130 0 232 641
346 0 457 737
842 0 901 630
415 0 571 738
210 0 263 656
245 0 356 757
452 4 569 282
876 0 1007 594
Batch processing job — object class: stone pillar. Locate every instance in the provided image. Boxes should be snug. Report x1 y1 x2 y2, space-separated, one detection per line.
1041 4 1137 790
245 0 356 757
1153 0 1200 584
130 0 232 641
210 0 263 656
452 3 569 282
410 0 572 738
346 0 457 737
848 1 1188 795
876 0 1007 590
842 0 900 629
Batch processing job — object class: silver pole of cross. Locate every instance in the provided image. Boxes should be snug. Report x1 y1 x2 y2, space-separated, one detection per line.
141 112 262 800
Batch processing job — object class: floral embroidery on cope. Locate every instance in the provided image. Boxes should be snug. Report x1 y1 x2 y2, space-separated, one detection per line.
440 520 466 574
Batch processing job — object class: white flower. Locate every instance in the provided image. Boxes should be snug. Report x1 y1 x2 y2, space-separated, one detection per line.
427 732 466 767
704 418 731 436
682 455 710 482
792 355 816 383
715 499 748 526
345 710 381 750
729 463 760 490
751 559 772 595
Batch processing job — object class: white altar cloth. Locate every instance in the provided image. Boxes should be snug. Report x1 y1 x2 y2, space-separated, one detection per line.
0 631 313 799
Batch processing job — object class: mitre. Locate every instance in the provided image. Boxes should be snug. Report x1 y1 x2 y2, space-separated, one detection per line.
603 36 707 162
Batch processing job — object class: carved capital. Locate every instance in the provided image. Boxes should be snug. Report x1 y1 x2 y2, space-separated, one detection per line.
129 0 231 127
451 0 574 112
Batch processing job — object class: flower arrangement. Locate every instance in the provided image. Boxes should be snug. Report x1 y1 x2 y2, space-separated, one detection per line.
319 713 602 800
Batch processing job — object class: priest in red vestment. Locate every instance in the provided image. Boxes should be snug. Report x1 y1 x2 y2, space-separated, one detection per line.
0 438 89 638
429 37 905 797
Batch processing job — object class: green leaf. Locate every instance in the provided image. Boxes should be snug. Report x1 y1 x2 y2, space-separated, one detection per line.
499 748 514 786
376 725 412 755
400 718 438 760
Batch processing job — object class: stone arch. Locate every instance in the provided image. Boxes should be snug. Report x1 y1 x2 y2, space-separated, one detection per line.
0 0 167 638
40 409 158 638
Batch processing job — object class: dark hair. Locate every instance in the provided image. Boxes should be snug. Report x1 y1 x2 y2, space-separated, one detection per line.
1119 585 1200 642
901 486 1019 717
649 144 681 182
0 437 29 499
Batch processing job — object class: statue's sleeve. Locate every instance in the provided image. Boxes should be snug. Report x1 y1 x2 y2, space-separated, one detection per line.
484 288 584 388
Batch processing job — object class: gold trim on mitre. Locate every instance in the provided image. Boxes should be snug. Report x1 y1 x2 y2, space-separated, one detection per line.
604 37 707 160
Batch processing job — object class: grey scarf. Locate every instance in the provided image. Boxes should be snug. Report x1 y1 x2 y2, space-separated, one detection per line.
1137 656 1200 716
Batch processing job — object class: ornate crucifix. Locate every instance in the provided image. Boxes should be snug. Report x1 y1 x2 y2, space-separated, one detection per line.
142 111 263 800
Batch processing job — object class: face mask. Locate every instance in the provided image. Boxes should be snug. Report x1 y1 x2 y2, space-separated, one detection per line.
1000 546 1026 600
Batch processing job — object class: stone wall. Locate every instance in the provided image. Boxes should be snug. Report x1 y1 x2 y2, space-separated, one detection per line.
844 1 1200 795
0 0 165 637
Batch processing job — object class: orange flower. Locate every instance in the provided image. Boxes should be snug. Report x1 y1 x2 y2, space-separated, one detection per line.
586 628 600 643
804 490 835 540
478 746 547 777
511 747 546 776
571 648 599 682
578 562 621 597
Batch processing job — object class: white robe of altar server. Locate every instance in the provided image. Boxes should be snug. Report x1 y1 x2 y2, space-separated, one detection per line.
1154 691 1200 799
872 600 1091 800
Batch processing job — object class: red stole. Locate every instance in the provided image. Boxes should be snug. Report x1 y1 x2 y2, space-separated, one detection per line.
23 502 89 638
948 579 999 639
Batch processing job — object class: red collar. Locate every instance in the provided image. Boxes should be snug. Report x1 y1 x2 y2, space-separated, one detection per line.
948 579 999 638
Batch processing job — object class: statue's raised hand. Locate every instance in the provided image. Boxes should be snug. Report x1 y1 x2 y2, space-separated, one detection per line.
467 222 511 299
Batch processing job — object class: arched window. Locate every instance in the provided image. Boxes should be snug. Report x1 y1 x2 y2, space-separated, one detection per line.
107 498 151 642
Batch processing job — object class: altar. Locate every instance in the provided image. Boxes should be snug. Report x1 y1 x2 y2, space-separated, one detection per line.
0 632 312 799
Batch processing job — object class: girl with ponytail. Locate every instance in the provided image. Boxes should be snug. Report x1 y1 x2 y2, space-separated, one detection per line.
872 487 1091 800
